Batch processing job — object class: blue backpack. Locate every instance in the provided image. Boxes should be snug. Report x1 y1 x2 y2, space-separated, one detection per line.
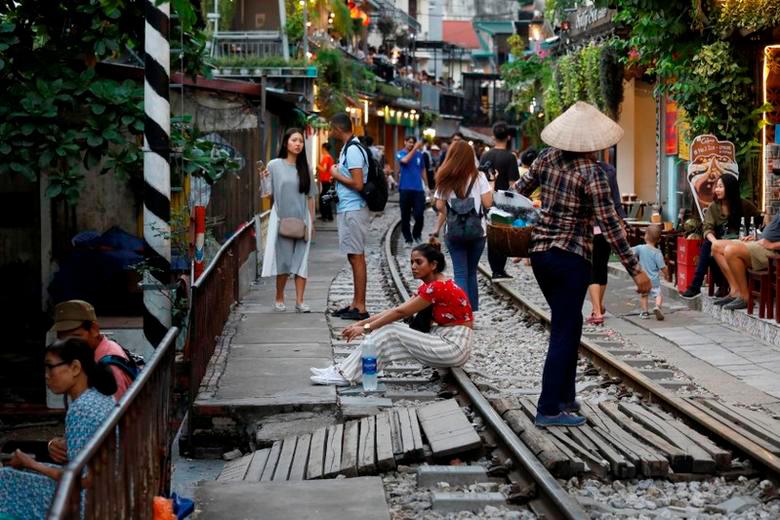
99 347 144 381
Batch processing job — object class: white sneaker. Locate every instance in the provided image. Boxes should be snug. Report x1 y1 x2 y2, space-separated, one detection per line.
274 302 286 312
296 302 311 313
310 366 330 376
310 366 349 386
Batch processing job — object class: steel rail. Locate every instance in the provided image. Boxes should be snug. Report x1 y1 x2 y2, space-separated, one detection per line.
476 263 780 478
383 218 587 520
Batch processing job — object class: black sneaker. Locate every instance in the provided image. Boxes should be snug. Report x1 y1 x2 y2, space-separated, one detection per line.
713 296 736 307
340 308 370 321
680 287 701 299
332 305 353 316
491 272 513 280
723 297 747 311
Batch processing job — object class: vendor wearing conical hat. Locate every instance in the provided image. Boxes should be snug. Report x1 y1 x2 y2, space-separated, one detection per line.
513 102 652 427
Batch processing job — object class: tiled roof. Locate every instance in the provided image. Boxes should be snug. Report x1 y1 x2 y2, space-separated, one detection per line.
442 20 480 49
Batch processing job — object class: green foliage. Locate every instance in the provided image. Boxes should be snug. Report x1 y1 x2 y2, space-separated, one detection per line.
558 54 584 109
580 44 603 109
214 55 308 68
616 1 767 161
599 43 625 120
716 0 780 35
329 0 353 37
376 82 403 99
669 41 768 158
311 47 376 113
171 115 241 186
285 0 305 47
0 0 214 205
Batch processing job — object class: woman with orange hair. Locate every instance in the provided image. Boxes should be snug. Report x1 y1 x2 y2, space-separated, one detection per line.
429 141 493 311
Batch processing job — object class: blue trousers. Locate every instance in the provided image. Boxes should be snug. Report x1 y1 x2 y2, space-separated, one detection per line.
446 236 486 311
399 189 426 242
531 248 590 416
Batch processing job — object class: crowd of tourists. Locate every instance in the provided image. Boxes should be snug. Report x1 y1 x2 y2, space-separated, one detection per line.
7 100 780 517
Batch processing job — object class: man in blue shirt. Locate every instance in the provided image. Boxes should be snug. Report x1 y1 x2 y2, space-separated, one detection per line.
396 136 426 244
328 113 370 320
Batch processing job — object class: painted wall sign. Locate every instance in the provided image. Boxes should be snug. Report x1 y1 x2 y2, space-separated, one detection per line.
686 134 738 219
665 98 678 156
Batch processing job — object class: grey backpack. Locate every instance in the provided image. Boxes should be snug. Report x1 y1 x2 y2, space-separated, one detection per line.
446 175 483 242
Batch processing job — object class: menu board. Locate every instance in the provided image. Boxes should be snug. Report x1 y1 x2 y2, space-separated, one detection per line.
686 134 738 219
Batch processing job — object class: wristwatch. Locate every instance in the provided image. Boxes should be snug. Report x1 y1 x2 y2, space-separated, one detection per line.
363 323 372 333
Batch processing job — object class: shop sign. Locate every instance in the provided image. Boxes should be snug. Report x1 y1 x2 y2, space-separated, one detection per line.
687 134 738 219
664 98 678 155
568 7 614 37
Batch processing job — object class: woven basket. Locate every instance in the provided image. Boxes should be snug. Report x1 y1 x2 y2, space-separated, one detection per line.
487 223 533 258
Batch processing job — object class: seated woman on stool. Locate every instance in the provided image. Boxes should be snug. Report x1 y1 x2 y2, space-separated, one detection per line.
0 338 117 519
680 173 760 300
311 242 474 385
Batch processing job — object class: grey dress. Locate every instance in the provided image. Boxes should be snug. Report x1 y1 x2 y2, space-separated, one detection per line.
267 158 318 276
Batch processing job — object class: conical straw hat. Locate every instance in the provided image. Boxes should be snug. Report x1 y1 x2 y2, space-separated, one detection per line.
541 101 624 152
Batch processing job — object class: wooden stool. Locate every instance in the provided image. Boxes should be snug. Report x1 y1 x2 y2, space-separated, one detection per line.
747 263 774 319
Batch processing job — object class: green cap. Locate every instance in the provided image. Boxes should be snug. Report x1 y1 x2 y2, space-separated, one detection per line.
52 300 97 332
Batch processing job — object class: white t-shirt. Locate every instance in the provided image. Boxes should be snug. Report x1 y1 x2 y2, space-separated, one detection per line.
435 172 492 234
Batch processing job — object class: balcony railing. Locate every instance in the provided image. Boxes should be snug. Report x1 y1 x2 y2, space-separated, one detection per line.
211 31 283 59
48 327 180 519
440 90 465 117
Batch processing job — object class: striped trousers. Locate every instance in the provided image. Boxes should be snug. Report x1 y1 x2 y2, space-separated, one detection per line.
338 323 473 383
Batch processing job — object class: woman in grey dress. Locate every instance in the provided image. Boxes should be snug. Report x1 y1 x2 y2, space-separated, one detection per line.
261 128 318 312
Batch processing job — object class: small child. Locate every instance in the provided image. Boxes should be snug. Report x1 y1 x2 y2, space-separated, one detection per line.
631 225 668 320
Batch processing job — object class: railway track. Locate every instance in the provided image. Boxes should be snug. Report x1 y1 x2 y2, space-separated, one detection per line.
382 218 586 519
381 216 780 517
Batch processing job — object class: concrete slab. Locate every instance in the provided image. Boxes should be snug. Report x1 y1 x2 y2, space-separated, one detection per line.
214 357 334 401
233 328 331 344
194 477 391 519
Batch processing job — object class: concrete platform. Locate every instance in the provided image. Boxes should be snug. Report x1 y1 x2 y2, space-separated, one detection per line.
194 477 390 519
591 264 780 410
189 220 348 451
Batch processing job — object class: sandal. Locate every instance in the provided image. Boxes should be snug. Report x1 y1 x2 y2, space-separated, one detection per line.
586 313 604 326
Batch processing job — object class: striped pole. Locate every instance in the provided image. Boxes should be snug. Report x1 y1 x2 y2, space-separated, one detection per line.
143 0 172 348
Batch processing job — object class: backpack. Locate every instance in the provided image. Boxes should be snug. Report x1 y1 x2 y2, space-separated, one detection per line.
345 140 388 212
99 347 144 381
445 175 483 242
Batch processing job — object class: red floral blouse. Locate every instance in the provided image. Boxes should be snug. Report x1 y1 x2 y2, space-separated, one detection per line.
416 279 473 325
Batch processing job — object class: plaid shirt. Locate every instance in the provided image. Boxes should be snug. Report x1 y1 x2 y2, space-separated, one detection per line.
515 148 641 276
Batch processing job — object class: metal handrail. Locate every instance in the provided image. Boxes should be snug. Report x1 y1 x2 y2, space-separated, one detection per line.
48 327 180 519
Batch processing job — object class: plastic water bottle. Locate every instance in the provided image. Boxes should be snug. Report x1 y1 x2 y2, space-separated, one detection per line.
362 340 378 392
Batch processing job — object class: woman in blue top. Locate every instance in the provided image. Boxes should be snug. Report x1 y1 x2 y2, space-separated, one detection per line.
0 338 117 519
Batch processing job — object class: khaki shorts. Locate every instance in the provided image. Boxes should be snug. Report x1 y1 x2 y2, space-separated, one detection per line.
337 207 370 255
746 241 779 271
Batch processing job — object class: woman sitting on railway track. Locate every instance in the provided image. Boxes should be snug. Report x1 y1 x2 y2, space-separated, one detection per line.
310 242 474 386
0 338 116 519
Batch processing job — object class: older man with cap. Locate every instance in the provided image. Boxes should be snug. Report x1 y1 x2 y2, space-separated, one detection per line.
46 300 133 463
513 102 651 427
51 300 134 400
